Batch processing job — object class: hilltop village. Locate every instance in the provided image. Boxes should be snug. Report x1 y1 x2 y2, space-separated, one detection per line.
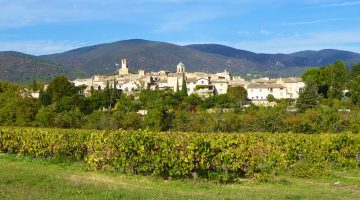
72 59 305 105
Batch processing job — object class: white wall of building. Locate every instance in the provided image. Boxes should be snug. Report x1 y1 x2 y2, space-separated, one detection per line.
213 82 228 95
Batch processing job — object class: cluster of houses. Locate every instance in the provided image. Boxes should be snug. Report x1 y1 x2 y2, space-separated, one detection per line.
72 59 305 105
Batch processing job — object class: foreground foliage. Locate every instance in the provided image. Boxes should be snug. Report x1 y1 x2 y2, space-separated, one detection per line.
0 127 359 181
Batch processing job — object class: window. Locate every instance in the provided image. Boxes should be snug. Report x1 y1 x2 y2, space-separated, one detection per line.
270 88 273 92
187 88 190 91
256 96 258 99
260 89 262 92
201 80 204 84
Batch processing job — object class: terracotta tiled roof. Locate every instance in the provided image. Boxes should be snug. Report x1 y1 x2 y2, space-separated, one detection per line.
247 83 285 89
282 78 297 83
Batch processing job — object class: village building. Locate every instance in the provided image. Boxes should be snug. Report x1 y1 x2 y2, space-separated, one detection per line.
71 58 305 104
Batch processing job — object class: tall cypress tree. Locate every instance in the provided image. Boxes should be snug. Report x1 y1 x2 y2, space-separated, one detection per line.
104 80 111 108
30 79 38 92
181 73 188 96
176 78 180 93
113 78 118 99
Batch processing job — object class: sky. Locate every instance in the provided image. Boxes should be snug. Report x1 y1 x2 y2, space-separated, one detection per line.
0 0 359 55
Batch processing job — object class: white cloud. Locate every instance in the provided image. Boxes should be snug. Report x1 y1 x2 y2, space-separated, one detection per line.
259 30 272 35
0 0 138 28
236 30 273 35
280 17 360 26
322 0 360 7
234 31 360 53
237 31 251 35
0 40 85 55
152 9 224 33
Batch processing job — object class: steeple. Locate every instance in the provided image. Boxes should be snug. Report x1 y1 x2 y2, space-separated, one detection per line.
176 62 185 73
118 58 129 75
121 59 128 69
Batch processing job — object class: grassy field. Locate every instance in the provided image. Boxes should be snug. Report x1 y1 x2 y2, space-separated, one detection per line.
0 154 359 200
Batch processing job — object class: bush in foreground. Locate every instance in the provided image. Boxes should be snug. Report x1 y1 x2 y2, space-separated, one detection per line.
0 127 359 182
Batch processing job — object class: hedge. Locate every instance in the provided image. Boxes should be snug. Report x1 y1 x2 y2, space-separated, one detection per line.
0 127 359 181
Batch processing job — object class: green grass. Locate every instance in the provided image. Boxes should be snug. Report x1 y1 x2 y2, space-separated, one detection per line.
0 154 359 200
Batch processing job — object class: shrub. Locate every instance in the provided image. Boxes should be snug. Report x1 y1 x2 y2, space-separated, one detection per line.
82 111 118 130
0 127 359 181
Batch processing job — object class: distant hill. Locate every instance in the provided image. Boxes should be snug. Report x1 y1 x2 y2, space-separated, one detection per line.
1 39 360 83
43 40 360 77
288 49 360 66
42 39 259 76
187 44 360 68
0 51 83 83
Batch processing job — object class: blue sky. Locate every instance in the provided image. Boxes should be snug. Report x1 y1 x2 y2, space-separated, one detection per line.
0 0 359 55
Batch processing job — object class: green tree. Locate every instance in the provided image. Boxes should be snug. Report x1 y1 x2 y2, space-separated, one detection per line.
349 75 360 106
30 79 38 91
39 89 52 106
55 96 76 112
227 86 248 103
327 61 349 99
117 111 142 130
143 97 173 131
54 108 84 128
266 94 276 102
181 74 188 96
35 106 56 127
200 94 235 109
302 68 320 84
188 112 216 132
114 93 138 112
173 110 191 131
251 106 286 133
302 61 349 100
143 108 164 131
46 76 78 103
176 78 180 93
83 111 117 130
0 90 40 126
350 63 360 79
296 80 319 112
213 112 241 132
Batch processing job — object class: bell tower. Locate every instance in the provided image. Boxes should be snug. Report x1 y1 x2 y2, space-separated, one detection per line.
121 59 127 69
176 62 185 73
119 58 129 75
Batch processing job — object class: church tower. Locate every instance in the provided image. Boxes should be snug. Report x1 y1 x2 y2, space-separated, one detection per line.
176 62 185 73
121 59 127 69
119 58 129 75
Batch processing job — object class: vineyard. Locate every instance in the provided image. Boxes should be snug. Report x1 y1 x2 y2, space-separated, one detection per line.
0 127 359 181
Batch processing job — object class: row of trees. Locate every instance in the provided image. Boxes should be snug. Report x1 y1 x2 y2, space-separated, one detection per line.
295 61 360 112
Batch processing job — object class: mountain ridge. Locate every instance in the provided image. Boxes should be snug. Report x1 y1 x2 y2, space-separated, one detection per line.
1 39 360 83
0 51 84 83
